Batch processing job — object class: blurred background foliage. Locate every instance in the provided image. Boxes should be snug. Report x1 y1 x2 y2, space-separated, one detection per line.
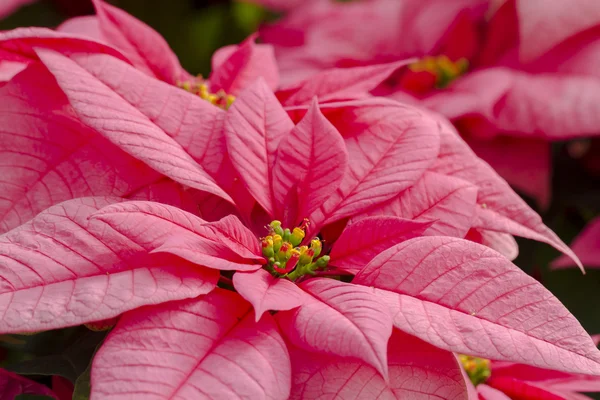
1 0 600 374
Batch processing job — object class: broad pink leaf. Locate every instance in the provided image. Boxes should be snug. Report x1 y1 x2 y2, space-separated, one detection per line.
308 99 441 230
277 278 392 379
0 62 161 234
92 0 188 83
329 216 430 274
0 27 127 65
224 79 295 216
354 236 600 375
429 113 581 268
92 289 291 400
126 179 198 214
36 49 232 203
277 60 412 106
359 171 478 238
272 99 348 225
210 35 279 94
92 201 263 271
59 51 227 178
553 217 600 269
57 16 103 41
233 268 307 321
517 0 600 62
289 329 467 400
0 197 219 333
0 368 57 399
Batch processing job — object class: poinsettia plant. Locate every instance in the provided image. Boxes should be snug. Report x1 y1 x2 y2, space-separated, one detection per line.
255 0 600 209
0 1 599 399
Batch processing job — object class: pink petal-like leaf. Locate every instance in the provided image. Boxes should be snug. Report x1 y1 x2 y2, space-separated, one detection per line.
553 217 600 269
210 35 279 94
0 27 127 65
126 179 198 214
309 99 441 230
233 268 307 321
92 0 188 83
277 60 412 107
0 197 219 333
277 278 392 379
329 216 430 274
36 49 232 203
469 229 519 261
0 0 37 18
289 329 467 400
430 113 581 268
0 62 161 233
354 236 600 375
58 51 227 178
92 288 291 400
517 0 600 62
272 99 348 225
224 79 295 216
359 171 478 238
477 384 512 400
57 15 103 41
0 368 57 399
92 201 263 271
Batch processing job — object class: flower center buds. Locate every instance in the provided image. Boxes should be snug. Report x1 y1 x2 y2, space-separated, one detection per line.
459 355 491 386
261 220 330 280
177 79 235 109
407 55 468 89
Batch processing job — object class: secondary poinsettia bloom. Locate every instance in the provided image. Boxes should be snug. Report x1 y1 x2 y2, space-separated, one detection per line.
0 33 598 396
257 0 600 208
460 353 600 399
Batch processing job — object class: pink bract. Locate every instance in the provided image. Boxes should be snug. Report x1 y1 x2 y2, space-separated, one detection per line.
0 1 596 398
553 217 600 269
258 0 600 207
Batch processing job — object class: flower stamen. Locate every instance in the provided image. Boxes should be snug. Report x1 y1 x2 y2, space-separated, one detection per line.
261 220 330 281
177 79 235 109
459 355 491 386
408 55 468 88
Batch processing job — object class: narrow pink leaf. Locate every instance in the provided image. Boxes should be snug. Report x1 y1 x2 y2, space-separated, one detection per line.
359 171 478 238
477 384 513 400
233 268 307 321
553 217 600 269
92 201 262 271
354 236 600 375
224 79 295 216
0 27 128 64
276 278 392 379
36 49 232 204
277 60 412 107
0 62 161 233
210 35 279 94
517 0 600 62
0 60 25 82
309 99 440 230
0 0 37 18
0 368 57 399
92 0 188 83
476 229 519 261
0 197 219 333
126 179 199 214
430 113 581 269
329 216 430 274
60 51 227 178
92 289 291 400
289 329 467 400
487 377 570 400
57 15 103 40
272 99 348 225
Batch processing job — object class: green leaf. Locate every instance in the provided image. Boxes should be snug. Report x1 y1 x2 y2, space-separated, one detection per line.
71 362 91 400
4 329 106 383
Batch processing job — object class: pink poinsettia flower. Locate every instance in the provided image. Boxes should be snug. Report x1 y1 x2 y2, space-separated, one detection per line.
553 217 600 269
258 0 600 208
459 354 600 399
0 0 36 19
0 35 597 397
0 0 584 265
